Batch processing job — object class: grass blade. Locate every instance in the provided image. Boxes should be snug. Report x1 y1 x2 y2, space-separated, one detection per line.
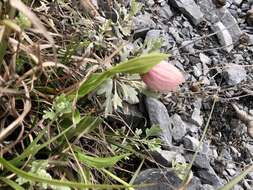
218 165 253 190
0 177 25 190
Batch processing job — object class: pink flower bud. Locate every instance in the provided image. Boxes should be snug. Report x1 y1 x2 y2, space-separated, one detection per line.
141 61 185 92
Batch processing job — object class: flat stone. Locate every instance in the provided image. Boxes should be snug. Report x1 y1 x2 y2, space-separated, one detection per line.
200 53 211 65
199 0 242 44
133 13 156 38
212 22 233 52
187 176 203 190
180 40 195 54
145 29 175 52
200 184 215 190
226 168 237 176
223 64 247 85
116 104 146 128
193 64 202 78
247 171 253 180
196 167 223 187
170 114 187 141
233 0 243 5
191 98 203 127
232 185 244 190
159 4 174 20
168 0 204 25
150 150 185 167
198 0 220 23
216 7 243 43
145 97 172 146
134 169 182 190
169 27 184 43
245 143 253 156
183 135 201 150
185 153 211 169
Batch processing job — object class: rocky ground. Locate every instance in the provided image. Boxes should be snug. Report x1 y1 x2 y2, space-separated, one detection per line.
114 0 253 189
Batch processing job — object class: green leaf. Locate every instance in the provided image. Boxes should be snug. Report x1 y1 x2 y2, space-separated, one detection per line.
15 12 32 29
96 79 113 115
72 109 81 125
69 53 168 99
65 116 102 141
75 151 131 169
0 156 131 189
96 79 113 96
145 125 162 138
0 177 25 190
109 53 168 75
119 83 139 104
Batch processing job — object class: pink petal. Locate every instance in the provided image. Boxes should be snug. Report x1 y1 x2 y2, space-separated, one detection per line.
141 61 185 92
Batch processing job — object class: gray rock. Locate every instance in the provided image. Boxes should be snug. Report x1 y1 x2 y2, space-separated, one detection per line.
144 30 175 52
226 168 237 176
181 40 195 54
133 13 156 38
199 0 242 44
200 184 215 190
245 143 253 156
168 0 204 25
145 97 172 146
170 114 187 141
212 22 233 52
232 185 244 190
146 0 155 6
216 7 242 43
159 4 174 20
198 0 220 23
199 53 211 65
196 167 223 187
134 169 182 190
247 171 253 180
183 135 201 150
232 0 243 6
223 64 247 85
191 98 203 127
169 27 184 43
150 150 185 167
193 63 203 78
185 153 211 169
247 34 253 45
220 148 233 160
187 176 203 190
117 104 146 128
185 122 199 135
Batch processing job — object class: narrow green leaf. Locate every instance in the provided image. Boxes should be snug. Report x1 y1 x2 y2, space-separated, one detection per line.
0 157 133 189
108 53 168 74
76 150 131 169
0 177 25 190
11 125 72 166
66 116 102 140
69 53 168 99
72 109 81 125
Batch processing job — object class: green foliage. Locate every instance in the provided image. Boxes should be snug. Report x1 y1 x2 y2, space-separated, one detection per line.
43 94 72 120
145 125 162 138
75 150 131 169
172 161 190 181
69 53 168 100
15 161 71 190
0 177 25 190
15 12 31 29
